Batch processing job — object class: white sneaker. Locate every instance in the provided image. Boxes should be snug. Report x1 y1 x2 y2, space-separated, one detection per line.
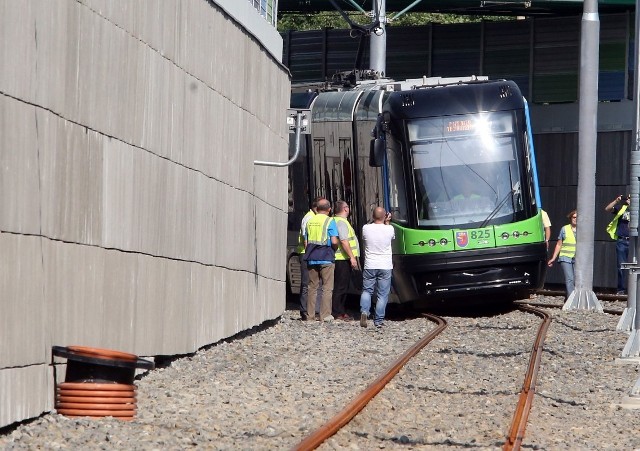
323 315 335 322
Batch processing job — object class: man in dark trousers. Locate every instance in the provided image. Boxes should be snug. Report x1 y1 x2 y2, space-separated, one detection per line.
331 200 359 320
605 194 631 295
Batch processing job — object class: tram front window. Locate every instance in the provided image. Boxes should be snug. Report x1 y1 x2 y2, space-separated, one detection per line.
409 112 523 228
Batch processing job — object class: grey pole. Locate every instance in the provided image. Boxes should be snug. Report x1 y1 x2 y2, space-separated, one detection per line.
370 0 386 76
618 0 640 339
563 0 603 312
622 0 640 357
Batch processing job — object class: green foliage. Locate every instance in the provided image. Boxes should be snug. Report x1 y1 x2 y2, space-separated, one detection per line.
277 11 510 32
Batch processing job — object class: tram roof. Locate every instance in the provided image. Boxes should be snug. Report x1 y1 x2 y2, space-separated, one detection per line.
278 0 634 17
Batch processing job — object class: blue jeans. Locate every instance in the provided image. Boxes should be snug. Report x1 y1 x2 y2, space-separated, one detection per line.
360 269 392 326
616 238 629 292
559 260 575 297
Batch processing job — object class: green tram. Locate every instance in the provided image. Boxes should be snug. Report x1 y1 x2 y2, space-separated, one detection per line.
286 76 547 305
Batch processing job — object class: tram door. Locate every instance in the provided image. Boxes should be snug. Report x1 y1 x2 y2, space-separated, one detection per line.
309 91 362 213
311 133 353 210
353 90 386 232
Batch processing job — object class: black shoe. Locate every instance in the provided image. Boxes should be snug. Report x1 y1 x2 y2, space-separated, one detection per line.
300 313 309 321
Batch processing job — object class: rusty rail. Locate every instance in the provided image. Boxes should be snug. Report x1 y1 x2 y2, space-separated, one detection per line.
292 313 447 451
503 305 552 451
522 300 623 316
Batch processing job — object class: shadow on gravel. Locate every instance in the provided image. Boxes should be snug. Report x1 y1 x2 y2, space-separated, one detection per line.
422 300 519 319
285 291 528 321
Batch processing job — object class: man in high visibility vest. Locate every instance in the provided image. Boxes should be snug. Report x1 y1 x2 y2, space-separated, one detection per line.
605 194 631 295
297 197 324 320
547 210 577 298
331 200 360 321
304 199 339 322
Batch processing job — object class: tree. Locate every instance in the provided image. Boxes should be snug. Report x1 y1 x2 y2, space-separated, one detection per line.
277 11 508 32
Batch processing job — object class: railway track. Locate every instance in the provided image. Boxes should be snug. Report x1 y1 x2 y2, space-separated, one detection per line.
1 298 635 449
293 303 553 450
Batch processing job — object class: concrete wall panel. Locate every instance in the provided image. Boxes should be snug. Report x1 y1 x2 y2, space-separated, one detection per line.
0 97 41 235
0 0 289 427
0 234 46 367
39 112 104 246
0 366 53 428
0 1 38 102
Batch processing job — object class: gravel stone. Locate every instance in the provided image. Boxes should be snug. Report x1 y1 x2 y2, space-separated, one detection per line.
1 294 639 450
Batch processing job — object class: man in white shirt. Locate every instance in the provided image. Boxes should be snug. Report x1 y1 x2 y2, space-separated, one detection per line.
359 207 395 328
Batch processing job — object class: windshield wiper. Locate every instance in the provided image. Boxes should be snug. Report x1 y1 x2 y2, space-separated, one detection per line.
479 182 520 228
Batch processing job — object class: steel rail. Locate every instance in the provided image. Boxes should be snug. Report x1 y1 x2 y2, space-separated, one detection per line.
503 305 552 451
291 313 447 451
534 288 627 301
521 300 623 316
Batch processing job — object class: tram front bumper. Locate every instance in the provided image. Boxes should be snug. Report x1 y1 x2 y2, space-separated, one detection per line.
392 243 547 302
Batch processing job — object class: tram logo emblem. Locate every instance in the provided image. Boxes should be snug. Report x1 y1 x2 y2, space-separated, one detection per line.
456 231 469 247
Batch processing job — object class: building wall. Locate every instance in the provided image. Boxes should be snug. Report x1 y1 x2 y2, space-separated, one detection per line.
0 0 290 427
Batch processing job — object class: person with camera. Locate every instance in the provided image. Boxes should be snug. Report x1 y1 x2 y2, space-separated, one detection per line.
605 194 631 295
359 207 395 328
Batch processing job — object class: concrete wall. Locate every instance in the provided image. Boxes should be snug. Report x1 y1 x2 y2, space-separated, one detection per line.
0 0 290 427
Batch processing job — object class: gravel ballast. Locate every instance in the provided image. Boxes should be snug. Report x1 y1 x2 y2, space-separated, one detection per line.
1 294 639 450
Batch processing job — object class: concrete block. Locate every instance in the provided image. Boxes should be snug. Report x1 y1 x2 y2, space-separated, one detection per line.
0 234 46 367
0 1 37 102
39 112 104 246
0 365 53 428
0 97 41 235
44 240 107 347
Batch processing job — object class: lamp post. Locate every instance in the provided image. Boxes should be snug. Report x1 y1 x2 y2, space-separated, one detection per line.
563 0 603 312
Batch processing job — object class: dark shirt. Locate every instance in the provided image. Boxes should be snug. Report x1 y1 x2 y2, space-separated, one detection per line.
612 204 630 238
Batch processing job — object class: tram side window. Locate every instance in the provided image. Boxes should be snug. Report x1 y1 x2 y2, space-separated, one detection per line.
312 138 329 202
387 135 408 223
523 131 536 211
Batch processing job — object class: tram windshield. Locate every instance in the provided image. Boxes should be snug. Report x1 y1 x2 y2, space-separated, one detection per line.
408 111 524 228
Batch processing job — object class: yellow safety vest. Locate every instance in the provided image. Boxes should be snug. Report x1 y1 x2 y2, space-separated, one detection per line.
297 210 315 254
606 204 627 240
559 224 576 259
333 216 360 260
304 214 335 262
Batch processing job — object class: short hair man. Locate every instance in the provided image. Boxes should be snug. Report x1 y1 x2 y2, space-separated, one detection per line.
304 199 339 322
359 207 395 328
331 200 360 320
297 197 324 320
